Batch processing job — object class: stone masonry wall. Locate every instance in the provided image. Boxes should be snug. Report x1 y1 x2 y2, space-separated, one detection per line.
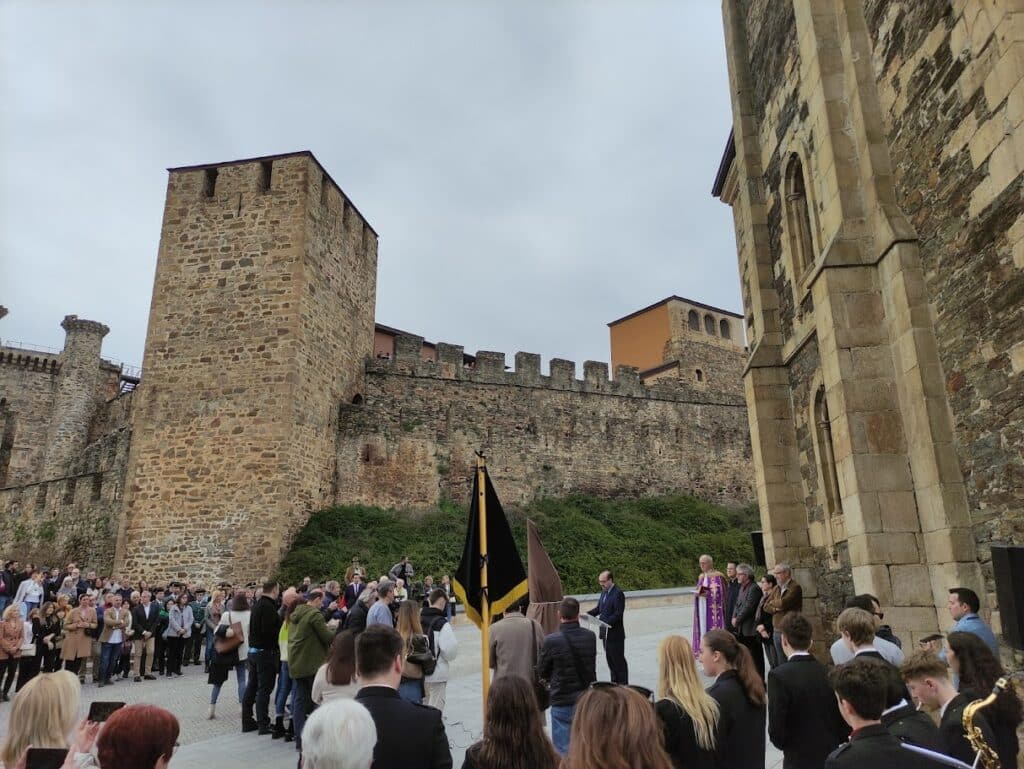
0 348 59 486
0 392 132 571
863 0 1024 624
116 153 378 584
336 336 755 511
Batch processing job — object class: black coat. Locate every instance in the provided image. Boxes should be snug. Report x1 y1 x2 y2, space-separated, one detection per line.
537 621 597 706
724 579 740 631
655 698 717 769
767 655 847 769
345 600 369 635
131 602 160 636
880 702 943 752
707 669 766 769
247 595 281 652
355 685 452 769
939 693 998 766
825 724 950 768
732 582 763 637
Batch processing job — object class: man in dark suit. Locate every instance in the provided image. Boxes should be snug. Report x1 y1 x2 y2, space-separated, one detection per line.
343 572 365 613
731 563 765 681
587 569 627 683
768 613 847 769
826 659 948 768
900 650 998 766
354 625 452 769
723 562 740 632
130 589 160 681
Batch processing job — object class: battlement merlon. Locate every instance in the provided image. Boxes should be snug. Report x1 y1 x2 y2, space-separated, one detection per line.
61 315 110 338
166 151 378 239
365 335 745 405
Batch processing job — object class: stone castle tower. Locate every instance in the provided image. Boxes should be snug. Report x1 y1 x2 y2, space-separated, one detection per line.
114 152 379 581
714 1 1023 649
41 316 110 479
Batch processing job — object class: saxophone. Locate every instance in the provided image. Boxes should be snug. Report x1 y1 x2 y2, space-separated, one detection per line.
962 676 1007 769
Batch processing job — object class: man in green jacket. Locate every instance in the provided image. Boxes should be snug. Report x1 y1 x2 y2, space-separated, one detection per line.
288 589 334 751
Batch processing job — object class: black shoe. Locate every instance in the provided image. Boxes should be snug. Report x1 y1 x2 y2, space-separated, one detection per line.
271 716 285 740
144 674 157 680
242 722 258 733
258 727 272 736
283 719 294 742
97 681 106 688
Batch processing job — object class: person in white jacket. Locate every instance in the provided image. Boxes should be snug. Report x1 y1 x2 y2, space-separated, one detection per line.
419 588 458 712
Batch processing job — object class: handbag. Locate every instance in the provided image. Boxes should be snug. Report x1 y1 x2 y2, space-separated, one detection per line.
404 634 436 677
214 612 244 655
20 642 36 657
531 625 550 710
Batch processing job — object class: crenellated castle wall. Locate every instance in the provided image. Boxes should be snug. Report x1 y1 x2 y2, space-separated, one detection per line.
336 335 754 511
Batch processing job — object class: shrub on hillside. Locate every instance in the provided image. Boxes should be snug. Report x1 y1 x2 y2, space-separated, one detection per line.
278 494 759 595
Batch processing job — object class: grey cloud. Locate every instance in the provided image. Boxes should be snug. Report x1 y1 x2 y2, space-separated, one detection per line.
1 0 739 373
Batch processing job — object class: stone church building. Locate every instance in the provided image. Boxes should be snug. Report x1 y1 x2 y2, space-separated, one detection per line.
713 0 1023 651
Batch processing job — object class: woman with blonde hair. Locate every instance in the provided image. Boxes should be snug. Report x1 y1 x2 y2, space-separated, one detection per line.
562 684 674 769
656 635 720 769
395 599 427 704
0 603 24 700
0 670 93 768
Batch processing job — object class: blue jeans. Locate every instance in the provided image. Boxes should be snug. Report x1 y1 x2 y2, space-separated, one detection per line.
398 678 424 704
100 642 121 682
0 596 9 615
205 631 216 665
550 704 575 756
211 663 247 704
292 675 315 750
274 661 293 718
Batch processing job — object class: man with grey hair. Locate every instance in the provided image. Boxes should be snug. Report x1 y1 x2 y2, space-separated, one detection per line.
731 563 765 680
764 563 803 667
300 698 377 769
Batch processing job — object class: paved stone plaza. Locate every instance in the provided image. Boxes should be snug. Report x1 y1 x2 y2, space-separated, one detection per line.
0 598 785 768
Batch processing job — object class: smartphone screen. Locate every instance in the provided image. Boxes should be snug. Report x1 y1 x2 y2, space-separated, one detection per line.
87 700 126 722
25 748 68 769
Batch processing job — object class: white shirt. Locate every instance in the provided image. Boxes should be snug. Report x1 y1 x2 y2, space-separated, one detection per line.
107 608 124 644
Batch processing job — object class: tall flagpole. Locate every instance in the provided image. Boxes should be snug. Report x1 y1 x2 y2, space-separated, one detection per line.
476 451 491 717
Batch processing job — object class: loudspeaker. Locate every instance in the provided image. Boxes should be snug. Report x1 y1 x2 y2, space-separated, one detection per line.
750 531 766 567
990 545 1024 650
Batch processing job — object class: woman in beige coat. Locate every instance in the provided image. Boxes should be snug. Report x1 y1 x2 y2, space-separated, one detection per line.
0 604 24 701
60 594 97 674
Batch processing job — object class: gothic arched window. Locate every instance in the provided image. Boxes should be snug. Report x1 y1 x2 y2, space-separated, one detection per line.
688 310 700 331
814 386 843 517
784 154 816 278
719 319 731 339
704 314 715 335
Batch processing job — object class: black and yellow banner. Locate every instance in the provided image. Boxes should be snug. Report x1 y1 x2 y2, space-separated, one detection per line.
452 465 528 629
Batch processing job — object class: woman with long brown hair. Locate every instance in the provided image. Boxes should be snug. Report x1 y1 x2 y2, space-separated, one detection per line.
947 631 1021 769
656 635 719 769
396 599 428 704
462 674 559 769
700 629 766 769
561 684 674 769
312 629 358 704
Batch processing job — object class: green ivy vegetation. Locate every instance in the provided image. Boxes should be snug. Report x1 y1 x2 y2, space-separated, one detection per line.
278 494 761 594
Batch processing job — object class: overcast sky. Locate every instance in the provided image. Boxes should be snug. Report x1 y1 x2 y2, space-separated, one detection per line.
0 1 738 372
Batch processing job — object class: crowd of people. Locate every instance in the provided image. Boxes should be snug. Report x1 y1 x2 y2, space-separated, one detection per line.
1 553 1022 769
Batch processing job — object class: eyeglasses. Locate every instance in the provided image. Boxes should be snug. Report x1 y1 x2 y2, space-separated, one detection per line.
589 681 655 703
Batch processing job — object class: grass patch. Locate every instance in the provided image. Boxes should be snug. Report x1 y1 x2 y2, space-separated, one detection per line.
279 494 760 594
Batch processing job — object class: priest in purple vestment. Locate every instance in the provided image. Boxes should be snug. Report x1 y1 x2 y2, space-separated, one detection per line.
692 554 726 658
